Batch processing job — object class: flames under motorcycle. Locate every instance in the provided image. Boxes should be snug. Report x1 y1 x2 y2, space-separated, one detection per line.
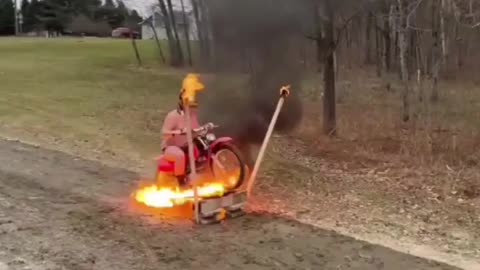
156 124 247 194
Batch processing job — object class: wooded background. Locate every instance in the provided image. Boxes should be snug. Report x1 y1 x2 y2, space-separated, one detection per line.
0 0 142 36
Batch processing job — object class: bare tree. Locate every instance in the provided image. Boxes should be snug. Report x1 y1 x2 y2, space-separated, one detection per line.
158 0 181 66
375 14 383 77
440 0 448 69
381 0 392 72
149 19 166 63
191 0 205 57
431 0 441 102
180 0 192 66
199 0 213 60
166 0 185 65
365 12 374 64
397 0 410 122
323 0 337 135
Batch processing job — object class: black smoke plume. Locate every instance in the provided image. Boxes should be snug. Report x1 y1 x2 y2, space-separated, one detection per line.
198 0 313 164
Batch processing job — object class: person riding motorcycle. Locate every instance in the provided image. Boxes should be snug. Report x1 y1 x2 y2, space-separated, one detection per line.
160 74 210 185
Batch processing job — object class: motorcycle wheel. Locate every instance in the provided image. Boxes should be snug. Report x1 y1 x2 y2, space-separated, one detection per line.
210 143 246 191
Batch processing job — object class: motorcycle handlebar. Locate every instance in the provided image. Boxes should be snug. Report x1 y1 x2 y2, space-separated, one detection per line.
193 123 219 133
164 123 218 136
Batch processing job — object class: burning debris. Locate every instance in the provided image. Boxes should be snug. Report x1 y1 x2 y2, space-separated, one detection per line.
134 182 226 208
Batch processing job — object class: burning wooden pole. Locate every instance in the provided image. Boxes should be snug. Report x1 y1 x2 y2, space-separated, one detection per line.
184 104 199 223
246 85 291 197
181 74 205 224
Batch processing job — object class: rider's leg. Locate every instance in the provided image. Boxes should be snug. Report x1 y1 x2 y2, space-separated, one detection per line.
164 146 185 177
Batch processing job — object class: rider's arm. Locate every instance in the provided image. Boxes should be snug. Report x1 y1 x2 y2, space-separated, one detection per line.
161 111 184 136
161 110 208 138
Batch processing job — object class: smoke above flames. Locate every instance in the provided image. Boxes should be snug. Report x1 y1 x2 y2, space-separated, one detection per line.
198 0 313 163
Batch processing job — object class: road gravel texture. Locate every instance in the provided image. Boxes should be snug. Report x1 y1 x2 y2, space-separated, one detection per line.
0 140 460 270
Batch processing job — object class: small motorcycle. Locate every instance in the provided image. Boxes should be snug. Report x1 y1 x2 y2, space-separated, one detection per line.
156 123 247 193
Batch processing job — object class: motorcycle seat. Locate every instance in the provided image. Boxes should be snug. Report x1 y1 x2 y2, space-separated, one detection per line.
156 146 202 174
157 158 175 172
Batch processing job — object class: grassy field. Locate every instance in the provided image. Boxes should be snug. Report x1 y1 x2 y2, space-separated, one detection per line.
0 37 189 165
0 37 479 266
1 37 478 166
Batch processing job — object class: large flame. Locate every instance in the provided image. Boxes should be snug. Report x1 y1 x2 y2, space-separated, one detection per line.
134 183 226 208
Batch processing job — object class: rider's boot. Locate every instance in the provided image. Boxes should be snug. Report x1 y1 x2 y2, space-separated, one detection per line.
177 175 196 189
177 176 188 187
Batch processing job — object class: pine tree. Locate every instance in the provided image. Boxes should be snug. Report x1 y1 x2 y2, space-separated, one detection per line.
0 0 15 35
70 0 102 17
104 0 115 8
125 9 142 31
21 0 32 32
109 0 128 28
94 0 127 29
37 0 73 32
23 0 42 32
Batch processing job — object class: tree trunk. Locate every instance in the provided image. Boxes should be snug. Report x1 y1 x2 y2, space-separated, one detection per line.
414 28 424 118
389 4 397 69
158 0 180 66
431 0 441 103
365 13 374 64
130 32 142 66
313 3 324 72
191 0 206 59
397 0 410 122
323 1 336 136
383 28 391 73
166 0 184 66
198 0 212 60
346 23 352 69
375 16 382 77
394 27 399 66
415 31 424 102
454 23 464 69
180 0 192 66
409 28 417 76
150 21 166 63
440 0 448 69
382 0 391 72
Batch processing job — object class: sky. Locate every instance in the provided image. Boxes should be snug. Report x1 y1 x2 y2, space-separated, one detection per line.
13 0 191 18
122 0 192 17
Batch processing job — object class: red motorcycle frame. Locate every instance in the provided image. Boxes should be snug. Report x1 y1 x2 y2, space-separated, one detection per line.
156 124 246 192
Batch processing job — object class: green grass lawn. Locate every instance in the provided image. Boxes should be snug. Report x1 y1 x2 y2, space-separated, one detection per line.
0 37 188 163
0 37 478 170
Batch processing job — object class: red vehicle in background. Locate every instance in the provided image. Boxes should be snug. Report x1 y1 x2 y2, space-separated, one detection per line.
112 27 140 39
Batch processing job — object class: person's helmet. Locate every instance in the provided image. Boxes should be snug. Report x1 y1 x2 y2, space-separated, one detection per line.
181 74 205 107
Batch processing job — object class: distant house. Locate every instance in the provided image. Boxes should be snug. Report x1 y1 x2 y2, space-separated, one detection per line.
141 6 198 41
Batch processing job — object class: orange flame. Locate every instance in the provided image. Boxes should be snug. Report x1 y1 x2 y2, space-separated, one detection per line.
134 183 226 208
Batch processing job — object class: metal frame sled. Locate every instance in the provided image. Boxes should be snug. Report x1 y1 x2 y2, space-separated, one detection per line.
196 191 247 224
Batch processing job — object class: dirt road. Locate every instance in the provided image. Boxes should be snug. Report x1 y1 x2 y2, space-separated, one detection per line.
0 140 460 270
